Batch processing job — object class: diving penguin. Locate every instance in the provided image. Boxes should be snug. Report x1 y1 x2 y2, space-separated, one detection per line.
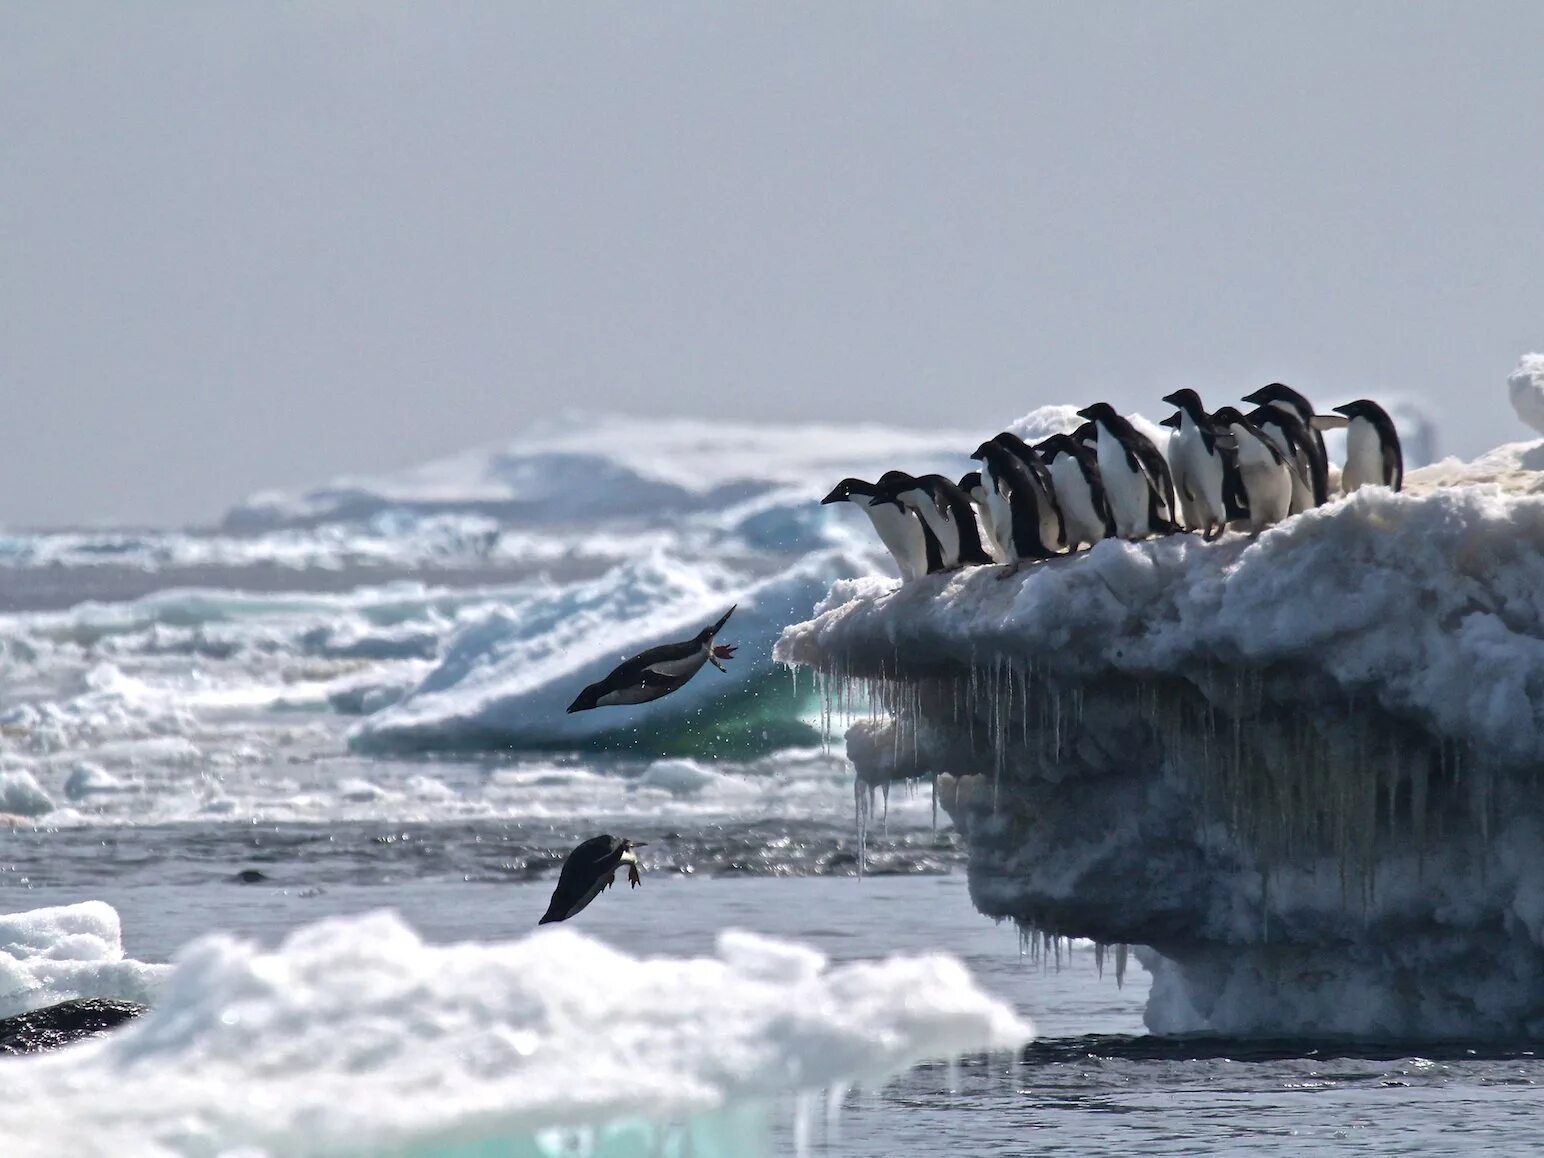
1334 399 1404 493
820 477 939 580
566 607 738 713
539 835 646 924
1075 403 1180 540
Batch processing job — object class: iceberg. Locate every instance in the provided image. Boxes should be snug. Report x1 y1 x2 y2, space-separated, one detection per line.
0 902 165 1020
777 427 1544 1040
0 908 1029 1157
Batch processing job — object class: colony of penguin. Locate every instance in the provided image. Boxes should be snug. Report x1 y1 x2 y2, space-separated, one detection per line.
822 384 1404 578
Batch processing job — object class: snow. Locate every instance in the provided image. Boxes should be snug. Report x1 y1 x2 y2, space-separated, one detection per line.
0 769 55 818
0 902 165 1020
776 433 1544 1038
0 908 1029 1157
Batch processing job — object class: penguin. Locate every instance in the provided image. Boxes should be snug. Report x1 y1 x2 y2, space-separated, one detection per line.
1334 399 1404 493
539 835 646 924
876 473 994 569
958 471 1006 560
1240 383 1331 507
820 477 935 580
1209 408 1293 532
1036 432 1115 548
969 441 1062 563
990 433 1067 553
1070 421 1098 452
1075 403 1180 540
566 607 738 713
866 471 949 574
1245 403 1320 515
1159 389 1233 541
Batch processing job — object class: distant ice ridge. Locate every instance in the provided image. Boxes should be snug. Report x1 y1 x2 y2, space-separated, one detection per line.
1510 353 1544 436
224 412 975 531
352 548 866 756
777 434 1544 1039
0 908 1029 1158
0 902 165 1020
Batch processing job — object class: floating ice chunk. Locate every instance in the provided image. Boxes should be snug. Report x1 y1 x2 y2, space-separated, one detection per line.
0 902 165 1020
1510 353 1544 436
0 770 55 818
636 758 734 796
0 911 1029 1156
62 763 122 801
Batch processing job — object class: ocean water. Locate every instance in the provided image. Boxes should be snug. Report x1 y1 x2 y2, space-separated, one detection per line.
2 418 1541 1155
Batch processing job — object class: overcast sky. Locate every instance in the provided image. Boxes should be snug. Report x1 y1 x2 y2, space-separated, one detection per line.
4 2 1542 527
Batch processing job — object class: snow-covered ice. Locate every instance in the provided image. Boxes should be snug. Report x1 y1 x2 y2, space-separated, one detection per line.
0 907 1028 1157
0 902 165 1020
1509 353 1544 436
778 418 1544 1038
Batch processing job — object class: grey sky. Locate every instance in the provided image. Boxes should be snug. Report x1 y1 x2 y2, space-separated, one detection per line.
5 2 1542 527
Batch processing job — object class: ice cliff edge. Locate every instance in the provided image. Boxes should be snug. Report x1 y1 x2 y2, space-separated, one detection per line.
776 439 1544 1039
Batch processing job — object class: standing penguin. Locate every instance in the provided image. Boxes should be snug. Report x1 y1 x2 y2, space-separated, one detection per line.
874 473 993 570
567 607 739 713
1036 432 1115 548
1334 400 1404 493
1240 383 1331 507
1246 403 1320 515
821 477 938 580
1075 403 1180 540
1160 389 1233 541
970 441 1063 563
1209 407 1293 532
990 433 1068 553
958 471 1006 560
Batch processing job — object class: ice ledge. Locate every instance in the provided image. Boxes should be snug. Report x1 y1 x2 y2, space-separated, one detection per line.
776 473 1544 1038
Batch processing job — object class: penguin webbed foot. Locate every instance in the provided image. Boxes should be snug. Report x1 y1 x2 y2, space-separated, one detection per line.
628 862 642 888
709 642 738 672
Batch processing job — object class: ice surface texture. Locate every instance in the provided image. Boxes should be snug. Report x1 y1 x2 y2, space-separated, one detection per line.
0 902 165 1021
778 443 1544 1038
0 908 1028 1157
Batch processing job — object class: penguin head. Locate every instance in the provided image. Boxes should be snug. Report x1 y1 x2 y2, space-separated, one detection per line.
1242 382 1314 418
1075 402 1121 427
1210 405 1247 429
868 471 916 508
697 604 736 641
991 431 1034 456
958 470 983 494
1161 389 1206 419
566 684 603 714
1332 399 1392 426
821 478 875 505
969 441 1000 464
1071 421 1097 448
1159 411 1182 430
1035 433 1069 461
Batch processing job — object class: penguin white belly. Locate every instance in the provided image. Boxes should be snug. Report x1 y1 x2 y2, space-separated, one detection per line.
1096 433 1150 540
900 487 960 567
1181 427 1228 531
1048 456 1104 548
982 467 1018 561
968 487 1005 560
861 502 925 580
1030 475 1065 552
1342 418 1384 494
1166 430 1202 530
1232 434 1292 530
644 649 709 679
1259 426 1315 513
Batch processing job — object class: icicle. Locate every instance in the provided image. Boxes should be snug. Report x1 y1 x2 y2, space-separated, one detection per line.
1115 942 1128 988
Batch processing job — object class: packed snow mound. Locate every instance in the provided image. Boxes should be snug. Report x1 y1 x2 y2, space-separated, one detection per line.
1509 353 1544 436
0 912 1029 1157
351 548 865 755
1406 437 1544 496
225 413 975 530
0 903 165 1020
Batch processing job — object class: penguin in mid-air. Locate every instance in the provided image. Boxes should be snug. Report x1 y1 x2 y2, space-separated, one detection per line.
1035 432 1115 548
875 473 993 570
1209 407 1293 532
1160 389 1234 541
970 440 1064 563
1334 399 1404 493
958 471 1006 560
821 477 939 580
539 835 646 924
567 607 738 713
1240 383 1331 507
1075 403 1180 540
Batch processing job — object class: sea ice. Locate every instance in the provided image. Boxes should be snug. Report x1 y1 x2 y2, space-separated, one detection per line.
0 902 165 1021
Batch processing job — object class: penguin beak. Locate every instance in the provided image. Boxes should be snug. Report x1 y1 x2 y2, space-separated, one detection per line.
820 485 846 505
1159 412 1181 429
707 605 736 635
1331 404 1351 416
1240 388 1264 405
1160 392 1182 407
